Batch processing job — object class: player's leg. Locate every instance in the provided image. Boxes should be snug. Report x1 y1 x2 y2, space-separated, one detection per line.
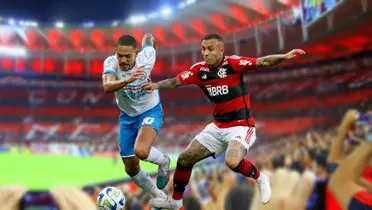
134 104 170 189
151 123 224 209
121 156 165 199
150 139 213 209
118 113 166 199
223 126 272 204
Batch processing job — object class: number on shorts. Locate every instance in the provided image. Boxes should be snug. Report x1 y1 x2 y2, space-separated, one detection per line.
142 117 155 125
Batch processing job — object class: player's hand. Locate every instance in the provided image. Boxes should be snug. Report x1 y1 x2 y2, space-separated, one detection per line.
0 185 28 210
340 109 359 130
142 82 159 93
126 65 145 84
142 33 156 49
284 49 306 60
50 187 98 210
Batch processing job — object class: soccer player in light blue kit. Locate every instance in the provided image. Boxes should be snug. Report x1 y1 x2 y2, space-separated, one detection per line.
102 33 169 199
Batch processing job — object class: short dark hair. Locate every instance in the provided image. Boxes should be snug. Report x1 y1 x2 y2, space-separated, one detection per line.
183 196 202 210
117 35 137 48
202 34 224 42
316 153 328 168
272 154 285 169
290 161 305 174
225 184 254 210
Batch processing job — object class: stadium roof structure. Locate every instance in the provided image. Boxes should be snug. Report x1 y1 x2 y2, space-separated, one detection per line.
0 0 297 52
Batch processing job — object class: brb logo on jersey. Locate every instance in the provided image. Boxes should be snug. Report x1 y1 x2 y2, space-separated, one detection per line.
207 85 229 96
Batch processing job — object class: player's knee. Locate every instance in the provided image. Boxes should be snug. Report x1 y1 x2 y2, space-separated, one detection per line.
178 152 195 168
124 163 140 177
225 157 241 170
134 147 149 160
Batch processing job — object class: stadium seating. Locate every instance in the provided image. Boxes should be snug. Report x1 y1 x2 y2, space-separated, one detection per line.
0 53 371 146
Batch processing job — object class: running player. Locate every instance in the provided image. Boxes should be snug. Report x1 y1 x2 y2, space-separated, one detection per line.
143 34 306 209
102 33 170 199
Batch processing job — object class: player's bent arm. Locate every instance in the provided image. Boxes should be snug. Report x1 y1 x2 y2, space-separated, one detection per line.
102 66 145 93
256 49 306 68
154 77 184 90
102 74 130 93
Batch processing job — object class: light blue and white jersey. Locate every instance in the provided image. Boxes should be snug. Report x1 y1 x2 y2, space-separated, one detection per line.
103 46 160 117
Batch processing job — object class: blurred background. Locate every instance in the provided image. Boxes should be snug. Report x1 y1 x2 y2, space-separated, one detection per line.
0 0 371 209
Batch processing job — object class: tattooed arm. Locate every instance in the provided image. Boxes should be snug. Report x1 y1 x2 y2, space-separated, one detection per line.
142 77 184 93
256 49 306 68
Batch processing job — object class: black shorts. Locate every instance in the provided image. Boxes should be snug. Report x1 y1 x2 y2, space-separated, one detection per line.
349 191 372 210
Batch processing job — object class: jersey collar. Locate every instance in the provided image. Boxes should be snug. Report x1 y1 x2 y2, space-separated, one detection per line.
209 56 225 71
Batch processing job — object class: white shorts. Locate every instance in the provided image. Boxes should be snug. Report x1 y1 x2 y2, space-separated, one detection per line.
195 123 257 158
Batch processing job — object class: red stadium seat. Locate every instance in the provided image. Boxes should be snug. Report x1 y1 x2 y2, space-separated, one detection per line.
65 60 85 76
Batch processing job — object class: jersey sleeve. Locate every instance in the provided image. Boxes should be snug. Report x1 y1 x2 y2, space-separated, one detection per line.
349 191 372 209
228 55 257 73
103 56 117 75
176 64 200 85
136 46 156 72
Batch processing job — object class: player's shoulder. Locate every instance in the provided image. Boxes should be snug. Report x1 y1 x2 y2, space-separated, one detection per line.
226 55 255 66
104 55 116 62
226 55 243 61
190 61 207 70
104 55 117 65
104 55 118 71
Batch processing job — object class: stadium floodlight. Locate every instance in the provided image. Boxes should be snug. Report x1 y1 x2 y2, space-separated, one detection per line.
0 46 27 56
186 0 196 5
8 18 15 26
19 20 33 27
30 21 38 27
112 20 120 27
83 21 94 28
55 21 64 28
148 12 159 19
128 15 147 25
161 7 172 16
178 2 186 9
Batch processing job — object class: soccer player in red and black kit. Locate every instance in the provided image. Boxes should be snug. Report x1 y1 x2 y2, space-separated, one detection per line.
143 34 306 209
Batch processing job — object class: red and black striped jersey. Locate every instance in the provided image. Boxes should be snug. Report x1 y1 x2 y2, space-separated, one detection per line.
176 55 257 128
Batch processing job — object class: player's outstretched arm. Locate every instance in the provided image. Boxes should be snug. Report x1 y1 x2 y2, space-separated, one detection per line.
256 49 306 68
102 66 145 93
142 77 183 93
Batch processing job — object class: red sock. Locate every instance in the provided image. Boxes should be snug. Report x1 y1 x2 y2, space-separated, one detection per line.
233 158 260 180
172 163 193 200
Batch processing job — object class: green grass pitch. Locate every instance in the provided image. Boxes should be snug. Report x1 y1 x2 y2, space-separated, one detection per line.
0 153 177 190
